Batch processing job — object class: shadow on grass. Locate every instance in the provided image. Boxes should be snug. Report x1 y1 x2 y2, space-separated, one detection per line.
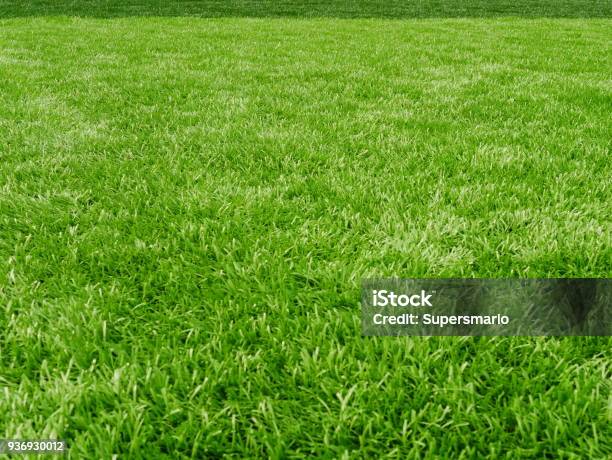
0 0 610 19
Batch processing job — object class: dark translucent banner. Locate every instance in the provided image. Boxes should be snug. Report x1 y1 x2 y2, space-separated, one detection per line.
362 279 610 336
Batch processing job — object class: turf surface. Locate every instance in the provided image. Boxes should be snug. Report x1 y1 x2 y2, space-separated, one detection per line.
1 0 611 18
0 1 611 458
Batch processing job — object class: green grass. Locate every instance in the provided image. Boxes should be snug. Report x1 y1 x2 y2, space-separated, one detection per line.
1 0 611 18
1 1 611 458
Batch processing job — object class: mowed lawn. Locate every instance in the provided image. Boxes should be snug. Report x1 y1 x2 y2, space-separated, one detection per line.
0 8 611 460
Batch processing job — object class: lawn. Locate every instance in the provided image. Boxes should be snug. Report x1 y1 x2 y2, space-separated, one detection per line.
0 1 611 458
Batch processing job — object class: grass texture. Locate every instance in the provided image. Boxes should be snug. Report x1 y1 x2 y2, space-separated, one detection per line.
0 1 611 458
1 0 611 18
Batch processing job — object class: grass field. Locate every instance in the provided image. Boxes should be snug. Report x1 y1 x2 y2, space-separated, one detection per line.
0 1 611 458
